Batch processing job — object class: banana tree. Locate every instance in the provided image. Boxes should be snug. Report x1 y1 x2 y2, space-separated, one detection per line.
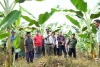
63 0 100 59
21 7 57 35
0 0 32 67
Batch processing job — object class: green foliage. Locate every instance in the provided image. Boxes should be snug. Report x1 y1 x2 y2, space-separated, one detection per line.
0 33 9 39
78 33 87 38
15 0 25 3
20 6 36 19
82 26 87 31
15 7 22 27
35 0 44 1
90 12 100 19
66 15 80 28
70 0 87 12
21 15 40 27
64 9 83 17
53 28 61 33
0 12 4 17
91 25 97 34
13 35 20 49
38 12 50 24
68 30 72 35
0 10 21 30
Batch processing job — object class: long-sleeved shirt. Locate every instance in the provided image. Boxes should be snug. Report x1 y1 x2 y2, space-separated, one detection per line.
49 36 53 44
43 32 50 44
97 25 100 43
52 36 56 45
57 35 65 45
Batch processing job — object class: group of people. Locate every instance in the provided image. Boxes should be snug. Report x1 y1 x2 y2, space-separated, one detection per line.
2 28 77 64
1 19 100 64
16 29 77 63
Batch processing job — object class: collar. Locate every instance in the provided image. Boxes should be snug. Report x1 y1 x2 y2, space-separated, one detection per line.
98 25 100 30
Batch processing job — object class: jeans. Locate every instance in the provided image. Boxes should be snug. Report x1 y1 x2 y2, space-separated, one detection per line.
34 46 42 59
54 45 59 56
42 47 45 56
68 48 76 58
26 51 33 62
58 45 67 56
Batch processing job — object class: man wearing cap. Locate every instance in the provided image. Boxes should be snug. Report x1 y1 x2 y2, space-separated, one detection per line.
94 19 100 58
24 32 33 63
68 33 77 58
33 30 42 59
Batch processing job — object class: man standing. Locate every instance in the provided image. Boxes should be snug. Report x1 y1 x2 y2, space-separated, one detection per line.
56 34 59 56
44 29 50 55
44 29 54 56
24 32 33 63
51 32 56 56
94 19 100 58
68 33 77 58
11 30 18 60
33 30 42 59
57 31 67 58
66 36 70 52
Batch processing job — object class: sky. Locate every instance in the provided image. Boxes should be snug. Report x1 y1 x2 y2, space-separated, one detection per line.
0 0 100 32
19 0 99 25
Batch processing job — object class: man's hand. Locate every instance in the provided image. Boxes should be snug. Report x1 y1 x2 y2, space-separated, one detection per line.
34 46 36 49
25 49 28 54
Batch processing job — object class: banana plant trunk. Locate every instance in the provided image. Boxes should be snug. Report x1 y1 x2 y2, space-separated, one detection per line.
89 33 96 59
5 28 12 67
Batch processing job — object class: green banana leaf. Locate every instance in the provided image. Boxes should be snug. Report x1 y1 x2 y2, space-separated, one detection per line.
66 15 80 28
0 10 21 30
70 0 87 12
15 0 25 3
13 35 20 49
21 15 40 27
0 33 9 39
15 6 22 27
64 9 83 17
90 12 100 19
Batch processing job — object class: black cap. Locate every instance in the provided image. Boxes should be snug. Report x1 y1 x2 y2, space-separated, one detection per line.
26 32 30 34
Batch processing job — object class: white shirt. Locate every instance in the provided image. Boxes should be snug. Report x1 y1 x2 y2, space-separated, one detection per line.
97 25 100 43
43 32 50 44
